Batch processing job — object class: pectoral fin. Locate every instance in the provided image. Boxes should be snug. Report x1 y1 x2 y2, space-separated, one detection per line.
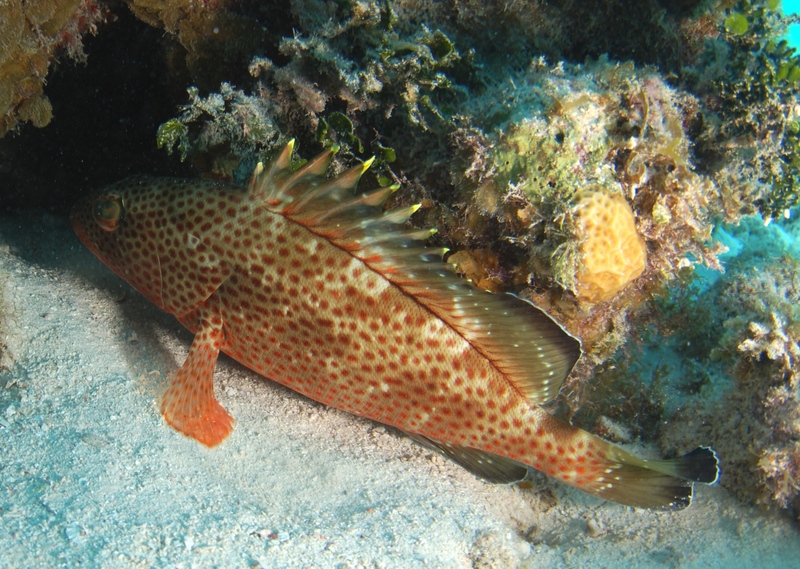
160 313 234 447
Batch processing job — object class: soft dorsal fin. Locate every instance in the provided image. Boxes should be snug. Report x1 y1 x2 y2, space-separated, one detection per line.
389 268 581 403
424 289 582 404
249 142 582 405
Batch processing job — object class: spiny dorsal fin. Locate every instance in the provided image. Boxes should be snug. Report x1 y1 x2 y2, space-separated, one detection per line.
249 140 374 213
252 142 582 404
248 139 299 200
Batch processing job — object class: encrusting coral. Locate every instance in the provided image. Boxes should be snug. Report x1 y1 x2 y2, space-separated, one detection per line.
0 0 106 137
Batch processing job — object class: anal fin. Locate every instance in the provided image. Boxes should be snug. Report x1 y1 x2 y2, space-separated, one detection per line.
408 433 529 484
160 313 234 447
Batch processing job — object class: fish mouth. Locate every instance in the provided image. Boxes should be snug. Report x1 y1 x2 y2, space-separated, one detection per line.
70 199 130 287
70 200 108 265
70 205 94 252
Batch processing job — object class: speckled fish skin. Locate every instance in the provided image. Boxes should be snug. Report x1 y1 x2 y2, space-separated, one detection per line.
71 142 719 509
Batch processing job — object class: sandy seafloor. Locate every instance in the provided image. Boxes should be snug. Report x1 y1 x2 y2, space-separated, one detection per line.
0 211 798 569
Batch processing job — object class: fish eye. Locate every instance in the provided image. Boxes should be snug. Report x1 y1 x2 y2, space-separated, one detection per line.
93 195 125 232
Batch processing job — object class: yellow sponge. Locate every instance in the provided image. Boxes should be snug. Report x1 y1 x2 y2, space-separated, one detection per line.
573 189 647 303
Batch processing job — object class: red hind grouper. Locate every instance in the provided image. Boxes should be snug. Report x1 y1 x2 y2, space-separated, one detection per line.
71 141 719 509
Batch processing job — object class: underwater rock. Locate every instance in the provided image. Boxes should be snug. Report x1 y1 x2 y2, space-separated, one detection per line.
465 58 725 361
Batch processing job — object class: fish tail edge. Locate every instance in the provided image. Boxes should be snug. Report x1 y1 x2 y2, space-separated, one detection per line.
587 446 720 510
646 446 721 485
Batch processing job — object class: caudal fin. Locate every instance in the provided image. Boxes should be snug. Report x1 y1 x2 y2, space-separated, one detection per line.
585 446 720 510
646 446 720 484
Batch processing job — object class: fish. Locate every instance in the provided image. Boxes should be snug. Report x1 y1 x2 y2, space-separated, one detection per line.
71 141 719 509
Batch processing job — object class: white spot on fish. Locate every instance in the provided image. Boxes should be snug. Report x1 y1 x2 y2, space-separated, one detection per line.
186 233 201 249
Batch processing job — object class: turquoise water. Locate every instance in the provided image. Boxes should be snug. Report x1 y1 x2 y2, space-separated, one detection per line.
787 0 800 46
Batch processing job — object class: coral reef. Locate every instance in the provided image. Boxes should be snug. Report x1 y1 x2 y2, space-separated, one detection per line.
156 83 285 180
124 0 269 91
685 0 800 220
657 216 800 509
0 0 106 137
7 0 789 510
460 58 726 360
